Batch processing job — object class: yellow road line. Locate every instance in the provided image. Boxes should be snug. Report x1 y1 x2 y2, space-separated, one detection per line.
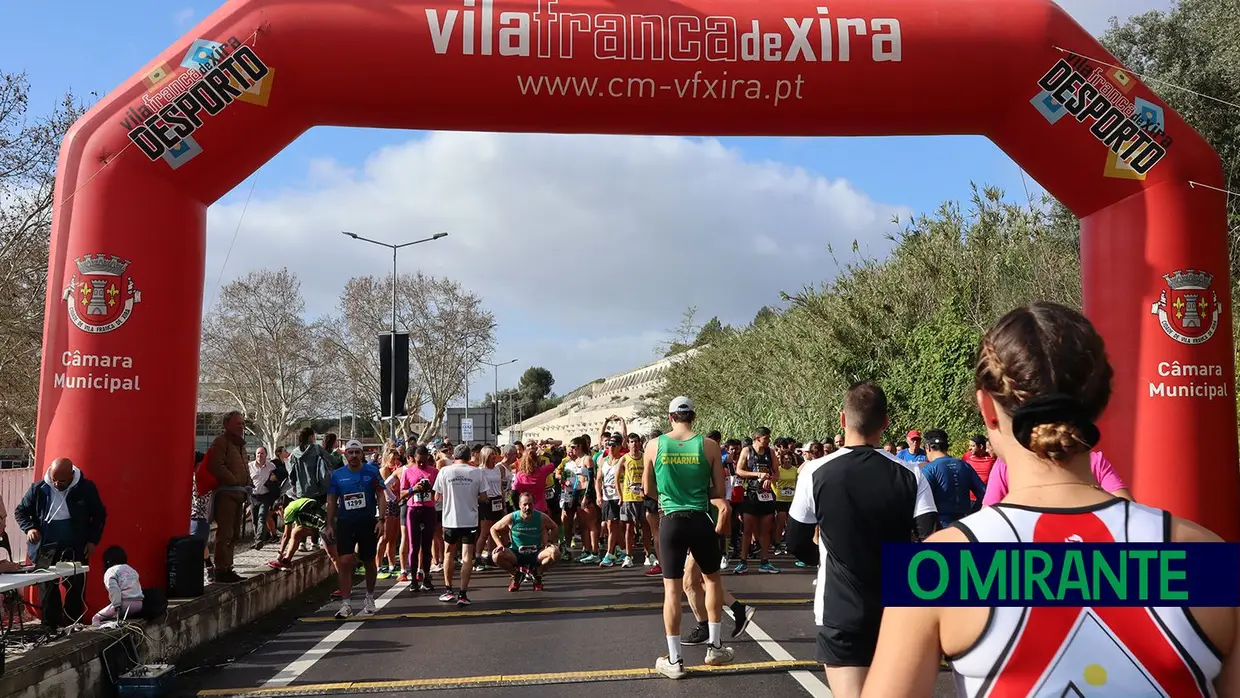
299 597 810 623
197 660 821 696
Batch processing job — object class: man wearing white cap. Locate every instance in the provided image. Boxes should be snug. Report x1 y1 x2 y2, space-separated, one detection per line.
643 396 734 678
325 439 387 619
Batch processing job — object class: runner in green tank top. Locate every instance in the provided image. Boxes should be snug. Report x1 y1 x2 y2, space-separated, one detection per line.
653 434 711 513
491 492 560 591
642 396 735 679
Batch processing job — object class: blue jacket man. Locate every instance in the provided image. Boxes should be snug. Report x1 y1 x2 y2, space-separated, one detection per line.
919 430 985 527
14 458 107 628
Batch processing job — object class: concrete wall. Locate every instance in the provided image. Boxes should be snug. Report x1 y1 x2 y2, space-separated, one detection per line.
0 550 333 698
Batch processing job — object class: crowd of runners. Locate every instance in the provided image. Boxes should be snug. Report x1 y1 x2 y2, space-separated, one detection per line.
209 301 1240 696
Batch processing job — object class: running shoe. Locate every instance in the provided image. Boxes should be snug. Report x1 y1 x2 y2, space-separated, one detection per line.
795 561 808 568
331 589 344 598
472 562 486 573
643 555 654 567
508 576 521 592
758 561 780 574
438 588 457 603
430 563 444 573
456 591 472 607
420 579 435 593
377 566 393 580
705 644 735 666
644 564 662 577
354 564 365 575
532 575 544 591
361 595 377 616
655 656 686 680
398 570 410 583
730 605 757 638
265 559 288 571
408 581 420 594
721 555 730 568
733 562 749 575
682 623 709 646
599 554 616 567
334 600 353 619
621 556 634 569
578 553 600 565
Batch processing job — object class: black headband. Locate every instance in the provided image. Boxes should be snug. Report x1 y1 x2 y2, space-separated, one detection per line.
1010 393 1100 451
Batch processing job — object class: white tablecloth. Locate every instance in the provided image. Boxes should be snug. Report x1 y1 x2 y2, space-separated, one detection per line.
0 564 90 593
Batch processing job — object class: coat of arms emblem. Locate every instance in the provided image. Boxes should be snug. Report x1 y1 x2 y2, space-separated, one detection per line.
62 255 142 334
1150 269 1221 345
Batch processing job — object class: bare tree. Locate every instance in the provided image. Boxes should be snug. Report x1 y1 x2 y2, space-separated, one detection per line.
199 269 332 451
330 275 430 441
0 73 87 451
333 272 495 441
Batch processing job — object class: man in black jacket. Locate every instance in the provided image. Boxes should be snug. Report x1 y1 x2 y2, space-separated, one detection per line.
14 458 107 629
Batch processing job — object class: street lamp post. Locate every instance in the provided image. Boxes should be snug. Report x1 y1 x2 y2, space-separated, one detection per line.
341 230 448 442
481 358 518 440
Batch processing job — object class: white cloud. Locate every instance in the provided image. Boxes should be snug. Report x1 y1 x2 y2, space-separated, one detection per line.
174 8 195 27
205 132 907 397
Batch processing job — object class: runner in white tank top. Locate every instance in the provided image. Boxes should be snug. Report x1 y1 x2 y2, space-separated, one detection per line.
860 302 1239 698
949 499 1223 696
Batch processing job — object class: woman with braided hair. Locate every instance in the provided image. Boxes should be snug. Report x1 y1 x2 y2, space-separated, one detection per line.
863 302 1238 698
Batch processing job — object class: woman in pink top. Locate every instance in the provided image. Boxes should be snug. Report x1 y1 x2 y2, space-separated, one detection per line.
981 450 1132 506
512 449 558 514
400 446 440 590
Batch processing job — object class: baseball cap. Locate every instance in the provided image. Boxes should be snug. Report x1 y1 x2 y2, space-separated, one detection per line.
668 396 695 413
344 439 363 451
907 430 922 439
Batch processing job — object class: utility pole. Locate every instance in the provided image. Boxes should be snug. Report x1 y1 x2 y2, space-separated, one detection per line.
341 230 448 442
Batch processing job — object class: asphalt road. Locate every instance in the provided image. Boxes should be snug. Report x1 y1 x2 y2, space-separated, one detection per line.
177 554 959 697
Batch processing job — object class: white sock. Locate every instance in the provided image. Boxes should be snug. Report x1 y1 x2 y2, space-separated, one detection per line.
666 636 682 664
708 622 722 648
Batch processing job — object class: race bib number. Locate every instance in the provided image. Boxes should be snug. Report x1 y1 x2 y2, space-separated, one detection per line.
490 498 504 513
544 487 556 500
412 492 432 504
628 482 643 494
780 487 795 499
343 491 366 511
756 492 774 502
604 485 618 499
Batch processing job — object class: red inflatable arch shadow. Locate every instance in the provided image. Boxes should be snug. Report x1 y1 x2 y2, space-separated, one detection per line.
41 0 1238 597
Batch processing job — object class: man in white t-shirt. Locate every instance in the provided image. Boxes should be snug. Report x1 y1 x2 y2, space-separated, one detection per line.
433 444 487 607
786 381 938 698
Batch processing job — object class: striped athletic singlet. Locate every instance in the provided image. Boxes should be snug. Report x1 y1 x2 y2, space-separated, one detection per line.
949 500 1222 697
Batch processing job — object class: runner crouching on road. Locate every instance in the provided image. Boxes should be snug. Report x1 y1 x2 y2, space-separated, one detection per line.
325 440 386 619
434 444 487 607
490 491 559 591
645 396 735 678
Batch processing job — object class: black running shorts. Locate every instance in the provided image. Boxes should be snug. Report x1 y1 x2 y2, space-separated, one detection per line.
658 510 720 578
443 526 479 545
335 518 378 560
816 623 881 667
601 500 621 521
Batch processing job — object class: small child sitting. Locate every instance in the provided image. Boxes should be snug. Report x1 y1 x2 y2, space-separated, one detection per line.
91 546 144 626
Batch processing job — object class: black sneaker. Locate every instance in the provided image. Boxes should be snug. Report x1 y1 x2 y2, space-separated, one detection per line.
213 570 244 584
408 581 420 594
731 604 757 638
456 591 472 607
682 623 709 646
420 579 435 593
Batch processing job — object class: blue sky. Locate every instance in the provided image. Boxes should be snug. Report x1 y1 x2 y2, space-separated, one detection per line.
3 0 1175 408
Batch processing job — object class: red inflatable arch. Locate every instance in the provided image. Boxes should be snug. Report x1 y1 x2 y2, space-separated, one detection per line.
42 0 1239 596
